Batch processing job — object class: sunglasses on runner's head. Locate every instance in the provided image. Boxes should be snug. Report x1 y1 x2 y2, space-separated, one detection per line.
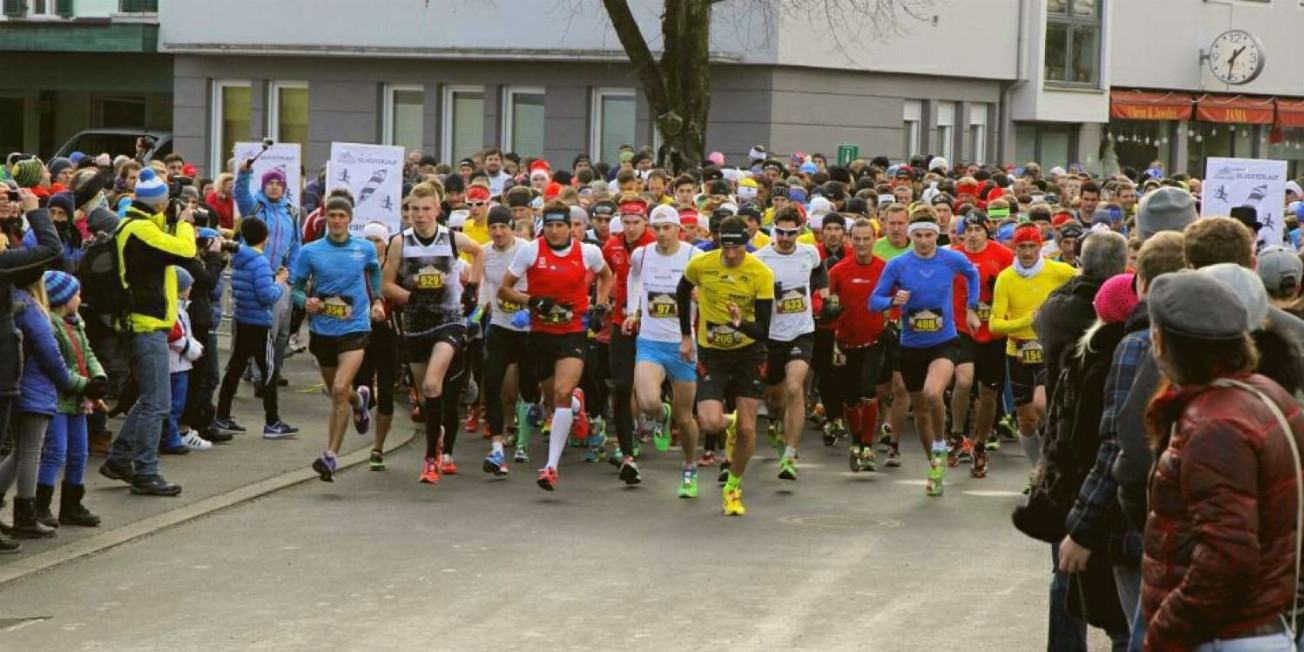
774 226 800 236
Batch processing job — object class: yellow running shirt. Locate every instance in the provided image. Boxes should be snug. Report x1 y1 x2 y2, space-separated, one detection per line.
683 250 775 350
990 260 1077 356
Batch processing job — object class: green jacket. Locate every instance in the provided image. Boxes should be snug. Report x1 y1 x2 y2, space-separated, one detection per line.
50 313 103 415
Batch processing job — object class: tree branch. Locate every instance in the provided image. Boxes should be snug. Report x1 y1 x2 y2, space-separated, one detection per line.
601 0 669 111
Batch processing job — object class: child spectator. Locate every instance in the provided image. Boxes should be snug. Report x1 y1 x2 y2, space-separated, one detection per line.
164 267 210 453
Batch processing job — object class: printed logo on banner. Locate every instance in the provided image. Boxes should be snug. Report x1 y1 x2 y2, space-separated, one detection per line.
326 143 404 235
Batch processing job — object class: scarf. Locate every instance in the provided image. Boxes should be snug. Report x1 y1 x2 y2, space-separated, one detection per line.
1013 254 1045 279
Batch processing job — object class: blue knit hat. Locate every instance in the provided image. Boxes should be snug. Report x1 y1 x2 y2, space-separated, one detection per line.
43 270 80 308
174 266 193 293
134 168 168 207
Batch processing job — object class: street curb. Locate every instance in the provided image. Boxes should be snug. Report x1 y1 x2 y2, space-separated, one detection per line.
0 428 417 587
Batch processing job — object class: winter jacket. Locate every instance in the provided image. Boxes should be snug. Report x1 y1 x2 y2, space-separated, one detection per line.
183 251 224 336
234 168 301 273
168 301 204 373
51 313 104 415
21 221 82 272
14 289 79 416
115 203 198 333
0 209 61 397
1033 274 1104 399
229 244 282 327
1142 373 1304 651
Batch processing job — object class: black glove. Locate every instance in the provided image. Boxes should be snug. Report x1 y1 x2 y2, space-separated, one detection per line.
461 282 479 316
588 303 609 329
882 320 900 345
83 376 108 401
528 295 556 317
818 301 845 324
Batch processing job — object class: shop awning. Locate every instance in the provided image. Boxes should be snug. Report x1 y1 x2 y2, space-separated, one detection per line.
1276 99 1304 128
1109 90 1193 121
1195 94 1275 124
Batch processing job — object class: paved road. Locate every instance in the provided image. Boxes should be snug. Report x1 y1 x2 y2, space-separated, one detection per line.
0 415 1110 651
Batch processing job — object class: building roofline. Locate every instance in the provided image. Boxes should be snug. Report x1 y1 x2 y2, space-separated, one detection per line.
160 42 744 64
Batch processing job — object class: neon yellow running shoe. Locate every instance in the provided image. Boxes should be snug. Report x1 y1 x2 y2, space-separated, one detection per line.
926 455 946 497
722 487 746 516
678 467 698 499
778 456 797 481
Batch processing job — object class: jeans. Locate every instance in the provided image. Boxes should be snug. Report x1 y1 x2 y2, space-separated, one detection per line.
108 330 171 478
38 413 88 486
1113 565 1143 627
164 372 189 449
1049 542 1089 652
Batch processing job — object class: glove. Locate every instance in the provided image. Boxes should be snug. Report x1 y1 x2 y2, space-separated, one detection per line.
588 303 609 328
818 301 845 324
461 282 479 316
528 295 556 317
511 309 531 329
83 376 108 401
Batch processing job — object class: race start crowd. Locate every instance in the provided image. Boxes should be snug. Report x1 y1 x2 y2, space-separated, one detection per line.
1 142 1303 651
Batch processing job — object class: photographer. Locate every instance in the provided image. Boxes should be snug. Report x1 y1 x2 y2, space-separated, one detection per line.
98 168 196 497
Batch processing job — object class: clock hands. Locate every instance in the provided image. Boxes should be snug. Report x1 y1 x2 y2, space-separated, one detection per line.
1226 45 1245 77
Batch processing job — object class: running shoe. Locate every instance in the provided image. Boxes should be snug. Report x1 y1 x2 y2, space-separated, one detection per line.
697 450 717 467
778 456 798 481
970 449 988 479
822 420 837 447
809 401 826 426
722 487 746 516
353 385 372 435
483 450 508 476
996 414 1018 441
571 389 590 441
885 442 902 468
766 421 785 456
678 467 698 499
985 434 1002 451
513 445 530 464
439 455 458 475
653 403 672 452
526 402 546 428
878 423 893 448
926 455 946 497
584 430 606 463
536 466 558 491
263 420 300 439
419 457 440 484
849 444 865 473
619 458 642 485
630 437 643 459
833 418 849 439
609 447 624 467
946 436 971 468
212 418 246 434
312 452 337 482
858 445 878 472
464 405 481 436
410 402 423 423
369 449 386 471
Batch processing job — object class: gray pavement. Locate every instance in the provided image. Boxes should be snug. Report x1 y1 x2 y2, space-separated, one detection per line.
0 414 1111 651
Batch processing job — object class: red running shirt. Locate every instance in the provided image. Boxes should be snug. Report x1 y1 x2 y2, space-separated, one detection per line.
951 241 1014 343
827 255 887 347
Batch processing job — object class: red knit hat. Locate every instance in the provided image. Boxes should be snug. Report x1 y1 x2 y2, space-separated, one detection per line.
1094 273 1139 324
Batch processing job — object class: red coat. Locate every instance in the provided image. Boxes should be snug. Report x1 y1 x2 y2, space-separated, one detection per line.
1142 373 1304 651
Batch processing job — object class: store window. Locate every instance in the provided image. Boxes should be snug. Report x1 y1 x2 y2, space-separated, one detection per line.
503 87 545 159
591 89 636 165
1110 119 1173 174
1045 0 1101 87
442 86 484 163
211 80 251 175
270 82 309 149
383 84 424 153
903 100 921 160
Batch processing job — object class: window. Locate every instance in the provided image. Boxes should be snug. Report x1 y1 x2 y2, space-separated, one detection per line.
383 84 424 153
969 103 988 164
1045 0 1101 86
902 100 921 159
211 80 251 175
270 81 309 149
1013 123 1076 169
935 101 955 161
441 86 484 164
590 88 636 165
503 87 545 159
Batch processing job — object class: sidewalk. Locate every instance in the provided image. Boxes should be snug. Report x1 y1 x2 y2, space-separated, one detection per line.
0 337 416 582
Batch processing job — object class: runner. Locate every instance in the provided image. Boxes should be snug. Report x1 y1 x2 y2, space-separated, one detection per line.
478 205 536 475
870 203 912 466
990 222 1076 484
498 201 612 491
356 221 399 471
603 194 655 484
677 216 775 515
381 182 484 485
868 209 979 497
753 207 824 481
947 210 1014 478
827 217 888 472
624 204 702 497
810 212 852 445
291 195 385 482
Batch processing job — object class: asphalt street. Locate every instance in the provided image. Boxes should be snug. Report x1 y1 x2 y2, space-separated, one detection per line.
0 410 1111 651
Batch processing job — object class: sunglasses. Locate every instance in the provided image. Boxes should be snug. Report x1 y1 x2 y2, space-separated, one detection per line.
774 227 800 237
468 201 487 208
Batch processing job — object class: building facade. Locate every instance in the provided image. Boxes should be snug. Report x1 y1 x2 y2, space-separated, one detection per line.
154 0 1304 178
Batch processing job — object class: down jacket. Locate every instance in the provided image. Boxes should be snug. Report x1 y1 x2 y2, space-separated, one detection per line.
14 288 79 416
1142 373 1304 651
229 245 282 327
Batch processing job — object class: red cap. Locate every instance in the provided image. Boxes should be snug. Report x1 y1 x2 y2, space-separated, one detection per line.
544 181 562 201
182 164 198 177
467 185 490 202
1052 212 1074 228
1013 223 1043 247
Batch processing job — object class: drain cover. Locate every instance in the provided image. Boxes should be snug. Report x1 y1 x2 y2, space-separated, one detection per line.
778 514 902 530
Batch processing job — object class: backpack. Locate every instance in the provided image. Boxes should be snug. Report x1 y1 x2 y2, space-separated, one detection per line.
77 221 131 331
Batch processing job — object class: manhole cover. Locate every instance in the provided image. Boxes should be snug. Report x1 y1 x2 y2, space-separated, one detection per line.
777 514 902 530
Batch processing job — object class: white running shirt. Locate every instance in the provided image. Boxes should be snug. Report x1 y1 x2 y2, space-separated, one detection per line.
626 242 700 344
480 236 529 332
754 242 821 342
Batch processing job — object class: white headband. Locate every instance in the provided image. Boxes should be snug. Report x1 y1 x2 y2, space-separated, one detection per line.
907 221 940 235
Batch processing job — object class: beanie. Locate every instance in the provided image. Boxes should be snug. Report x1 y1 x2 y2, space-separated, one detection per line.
134 168 169 207
1093 273 1138 324
174 266 194 294
261 168 287 191
11 158 44 188
240 216 269 246
1135 186 1196 242
48 191 75 218
47 157 73 181
43 270 80 308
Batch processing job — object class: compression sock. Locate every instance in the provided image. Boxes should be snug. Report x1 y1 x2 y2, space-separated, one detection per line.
724 472 741 491
424 396 444 459
546 406 573 469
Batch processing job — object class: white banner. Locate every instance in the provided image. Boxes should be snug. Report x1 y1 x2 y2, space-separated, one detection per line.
231 142 301 219
325 142 404 235
1203 156 1287 248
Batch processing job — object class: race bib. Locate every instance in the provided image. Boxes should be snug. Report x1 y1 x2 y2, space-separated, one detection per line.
1018 340 1045 365
777 287 809 315
647 291 677 319
321 296 351 319
498 298 523 313
416 265 445 290
705 321 743 348
976 301 992 323
542 304 574 325
907 307 944 334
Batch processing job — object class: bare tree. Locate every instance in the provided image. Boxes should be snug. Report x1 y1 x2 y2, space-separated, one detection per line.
601 0 932 171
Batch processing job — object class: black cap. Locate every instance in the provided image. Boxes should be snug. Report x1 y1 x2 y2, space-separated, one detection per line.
487 205 513 227
1059 224 1085 241
845 197 868 216
542 209 569 225
443 174 465 193
737 203 762 221
930 192 954 207
458 158 475 169
962 210 990 230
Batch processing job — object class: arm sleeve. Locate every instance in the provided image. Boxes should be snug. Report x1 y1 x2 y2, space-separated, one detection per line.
737 299 772 341
625 248 644 317
583 243 606 273
809 261 829 291
676 276 695 336
28 312 77 393
868 260 898 312
366 248 382 298
233 169 256 216
136 220 198 262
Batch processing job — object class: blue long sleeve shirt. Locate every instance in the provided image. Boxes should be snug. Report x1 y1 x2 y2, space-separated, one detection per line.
868 248 978 349
289 235 380 337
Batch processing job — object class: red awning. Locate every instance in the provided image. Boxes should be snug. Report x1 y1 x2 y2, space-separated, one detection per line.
1277 99 1304 128
1110 90 1193 121
1196 94 1275 124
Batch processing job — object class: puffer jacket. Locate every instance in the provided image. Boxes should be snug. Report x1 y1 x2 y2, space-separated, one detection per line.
1142 373 1304 651
51 312 103 415
234 168 300 273
14 289 79 416
0 209 60 397
1034 274 1104 399
229 245 282 327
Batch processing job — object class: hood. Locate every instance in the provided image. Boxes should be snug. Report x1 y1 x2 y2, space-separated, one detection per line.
1124 298 1150 334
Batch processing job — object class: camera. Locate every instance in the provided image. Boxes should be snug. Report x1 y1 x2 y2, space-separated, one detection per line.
220 240 240 254
5 190 16 202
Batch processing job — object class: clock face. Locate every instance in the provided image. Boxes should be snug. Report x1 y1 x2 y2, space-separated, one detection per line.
1208 29 1265 85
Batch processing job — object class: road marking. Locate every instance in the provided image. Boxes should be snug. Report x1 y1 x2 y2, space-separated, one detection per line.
895 479 928 486
962 490 1025 497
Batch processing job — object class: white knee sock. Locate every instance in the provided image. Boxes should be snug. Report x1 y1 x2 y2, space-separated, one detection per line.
547 407 573 470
